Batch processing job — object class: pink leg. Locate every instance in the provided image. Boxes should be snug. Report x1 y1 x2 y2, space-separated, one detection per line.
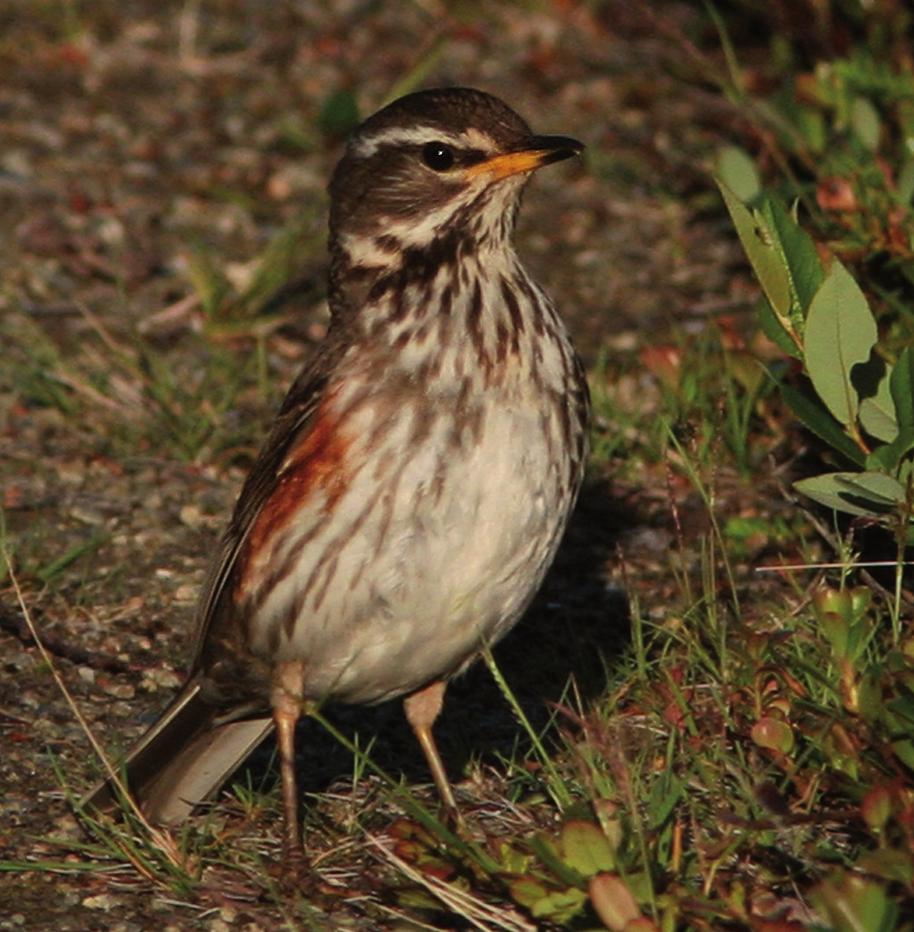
271 661 306 863
403 679 459 820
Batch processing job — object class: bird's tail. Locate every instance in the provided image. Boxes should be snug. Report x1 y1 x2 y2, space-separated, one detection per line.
81 678 274 825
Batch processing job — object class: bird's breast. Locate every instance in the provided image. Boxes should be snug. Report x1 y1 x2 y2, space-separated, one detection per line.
227 256 587 707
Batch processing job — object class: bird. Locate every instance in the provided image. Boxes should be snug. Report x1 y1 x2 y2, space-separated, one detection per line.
84 87 590 859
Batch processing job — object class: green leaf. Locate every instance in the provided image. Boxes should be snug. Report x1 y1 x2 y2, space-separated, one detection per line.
529 887 588 923
804 260 878 427
715 146 761 202
764 197 825 313
818 611 849 657
758 297 801 359
859 398 897 443
559 821 615 877
751 717 795 753
717 180 792 321
795 105 828 153
647 771 684 830
794 471 906 517
856 849 914 885
891 738 914 769
867 426 914 471
851 96 881 152
885 692 914 726
839 472 908 505
859 365 898 443
780 381 866 465
509 876 549 909
813 874 899 932
497 841 532 874
890 346 914 429
792 475 869 517
527 834 586 887
813 587 854 626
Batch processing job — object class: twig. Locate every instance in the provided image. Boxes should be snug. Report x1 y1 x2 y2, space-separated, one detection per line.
0 604 132 674
756 560 914 572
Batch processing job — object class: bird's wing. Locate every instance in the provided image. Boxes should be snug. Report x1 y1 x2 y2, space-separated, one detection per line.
85 335 351 820
190 335 347 667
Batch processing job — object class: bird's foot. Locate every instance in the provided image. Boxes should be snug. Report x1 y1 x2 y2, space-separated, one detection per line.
440 801 466 835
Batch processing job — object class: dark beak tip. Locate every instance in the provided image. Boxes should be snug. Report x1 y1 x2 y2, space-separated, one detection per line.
527 134 585 163
532 136 585 152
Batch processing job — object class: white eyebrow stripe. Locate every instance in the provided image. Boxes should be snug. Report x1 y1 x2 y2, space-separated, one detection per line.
351 127 464 157
351 126 497 157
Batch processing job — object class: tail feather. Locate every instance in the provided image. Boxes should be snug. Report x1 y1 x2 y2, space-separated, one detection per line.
83 679 274 825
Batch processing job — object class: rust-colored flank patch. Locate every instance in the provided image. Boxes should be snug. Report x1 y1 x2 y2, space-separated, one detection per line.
237 404 351 597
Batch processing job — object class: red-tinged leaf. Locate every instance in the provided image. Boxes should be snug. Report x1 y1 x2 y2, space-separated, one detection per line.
639 344 681 389
588 873 641 931
860 785 892 831
816 177 857 212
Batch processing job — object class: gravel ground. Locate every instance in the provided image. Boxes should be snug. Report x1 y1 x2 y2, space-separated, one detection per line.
0 2 750 927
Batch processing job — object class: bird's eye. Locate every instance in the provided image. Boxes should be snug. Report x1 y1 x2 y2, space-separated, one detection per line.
422 142 455 172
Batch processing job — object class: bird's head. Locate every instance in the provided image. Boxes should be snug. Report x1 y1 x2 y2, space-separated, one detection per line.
328 87 583 264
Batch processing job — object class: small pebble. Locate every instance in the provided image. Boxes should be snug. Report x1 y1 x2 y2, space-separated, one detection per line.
102 681 135 699
82 893 119 910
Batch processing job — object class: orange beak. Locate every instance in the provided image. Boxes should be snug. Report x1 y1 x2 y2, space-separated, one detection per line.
466 135 584 181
